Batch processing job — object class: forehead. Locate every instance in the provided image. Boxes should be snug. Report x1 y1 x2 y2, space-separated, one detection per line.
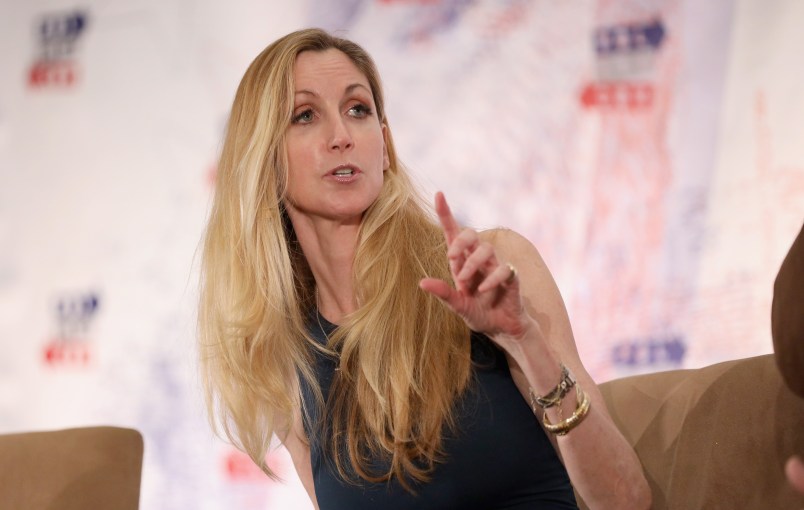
293 49 370 91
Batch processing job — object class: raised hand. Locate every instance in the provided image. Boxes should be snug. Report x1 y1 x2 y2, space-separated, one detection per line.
419 192 534 343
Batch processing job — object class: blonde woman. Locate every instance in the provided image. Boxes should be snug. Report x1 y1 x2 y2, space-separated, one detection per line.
199 28 650 509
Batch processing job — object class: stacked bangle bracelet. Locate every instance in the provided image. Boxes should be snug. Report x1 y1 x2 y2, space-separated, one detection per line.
542 386 591 436
529 363 576 412
529 363 592 436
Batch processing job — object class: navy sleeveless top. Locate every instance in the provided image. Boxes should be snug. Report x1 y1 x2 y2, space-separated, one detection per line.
301 312 578 509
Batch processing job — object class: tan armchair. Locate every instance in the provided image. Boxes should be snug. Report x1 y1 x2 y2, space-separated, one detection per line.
580 354 804 509
0 426 143 510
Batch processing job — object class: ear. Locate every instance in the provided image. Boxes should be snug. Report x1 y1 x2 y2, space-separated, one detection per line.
382 124 390 171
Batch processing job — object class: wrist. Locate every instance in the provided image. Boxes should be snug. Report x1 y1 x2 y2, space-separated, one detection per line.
492 316 561 393
494 313 540 344
493 314 551 358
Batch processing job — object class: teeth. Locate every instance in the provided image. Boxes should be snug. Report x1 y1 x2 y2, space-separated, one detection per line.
334 168 353 175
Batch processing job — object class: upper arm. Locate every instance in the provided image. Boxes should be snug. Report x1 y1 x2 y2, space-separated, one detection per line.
279 408 319 509
482 228 614 421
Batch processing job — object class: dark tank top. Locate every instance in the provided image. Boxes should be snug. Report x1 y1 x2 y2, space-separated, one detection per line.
301 312 578 510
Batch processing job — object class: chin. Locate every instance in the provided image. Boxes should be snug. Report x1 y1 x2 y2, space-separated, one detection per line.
328 190 381 219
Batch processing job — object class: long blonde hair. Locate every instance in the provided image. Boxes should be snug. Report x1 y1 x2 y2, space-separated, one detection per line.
198 28 471 489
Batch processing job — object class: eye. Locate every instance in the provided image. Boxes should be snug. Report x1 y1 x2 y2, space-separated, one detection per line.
347 103 372 118
292 108 314 124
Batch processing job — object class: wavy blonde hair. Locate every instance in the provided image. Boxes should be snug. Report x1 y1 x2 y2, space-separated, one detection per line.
198 28 471 489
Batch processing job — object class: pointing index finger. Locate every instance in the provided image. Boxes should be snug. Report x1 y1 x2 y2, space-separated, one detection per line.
435 192 461 244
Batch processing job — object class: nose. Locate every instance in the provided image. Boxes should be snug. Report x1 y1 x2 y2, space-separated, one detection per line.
328 116 353 152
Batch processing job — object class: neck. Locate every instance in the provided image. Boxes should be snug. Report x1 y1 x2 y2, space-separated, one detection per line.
286 207 360 325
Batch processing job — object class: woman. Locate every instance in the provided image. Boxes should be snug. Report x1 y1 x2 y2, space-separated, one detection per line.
199 28 650 509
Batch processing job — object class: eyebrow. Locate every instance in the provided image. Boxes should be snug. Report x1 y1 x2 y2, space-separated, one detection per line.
295 83 372 97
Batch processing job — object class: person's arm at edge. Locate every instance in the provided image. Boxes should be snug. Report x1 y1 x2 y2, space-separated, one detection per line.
772 223 804 397
485 228 651 510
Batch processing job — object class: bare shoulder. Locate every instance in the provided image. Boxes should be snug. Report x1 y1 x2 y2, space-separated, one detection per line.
478 228 562 330
480 228 581 361
479 228 549 274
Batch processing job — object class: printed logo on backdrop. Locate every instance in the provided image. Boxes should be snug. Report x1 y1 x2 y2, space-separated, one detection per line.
581 17 665 110
611 334 686 369
28 10 89 89
43 291 100 367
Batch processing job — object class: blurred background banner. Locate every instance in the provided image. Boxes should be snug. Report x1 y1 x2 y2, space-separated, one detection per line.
0 0 802 508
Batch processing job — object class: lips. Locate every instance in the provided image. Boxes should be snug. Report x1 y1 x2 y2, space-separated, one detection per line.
325 164 362 183
328 164 361 176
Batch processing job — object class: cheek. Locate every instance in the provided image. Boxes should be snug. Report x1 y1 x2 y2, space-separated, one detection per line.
286 138 313 185
366 132 386 167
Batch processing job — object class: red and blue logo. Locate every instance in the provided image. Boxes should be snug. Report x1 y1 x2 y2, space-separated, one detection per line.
28 10 89 89
581 17 666 110
43 291 100 367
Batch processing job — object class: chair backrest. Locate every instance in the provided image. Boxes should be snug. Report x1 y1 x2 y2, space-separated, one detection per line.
589 355 804 510
0 426 143 510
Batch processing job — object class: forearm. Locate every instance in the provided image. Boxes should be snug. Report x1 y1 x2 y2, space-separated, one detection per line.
549 390 649 508
502 322 651 509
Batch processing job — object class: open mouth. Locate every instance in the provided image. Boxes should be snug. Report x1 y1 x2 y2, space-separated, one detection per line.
329 165 360 178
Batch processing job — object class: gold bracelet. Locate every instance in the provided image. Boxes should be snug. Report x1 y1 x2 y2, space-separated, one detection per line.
542 386 591 436
529 363 576 411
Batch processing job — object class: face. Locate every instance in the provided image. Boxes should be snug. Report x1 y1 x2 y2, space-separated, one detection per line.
284 49 389 226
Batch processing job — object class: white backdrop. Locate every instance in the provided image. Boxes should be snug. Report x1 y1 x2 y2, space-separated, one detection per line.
1 0 803 508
